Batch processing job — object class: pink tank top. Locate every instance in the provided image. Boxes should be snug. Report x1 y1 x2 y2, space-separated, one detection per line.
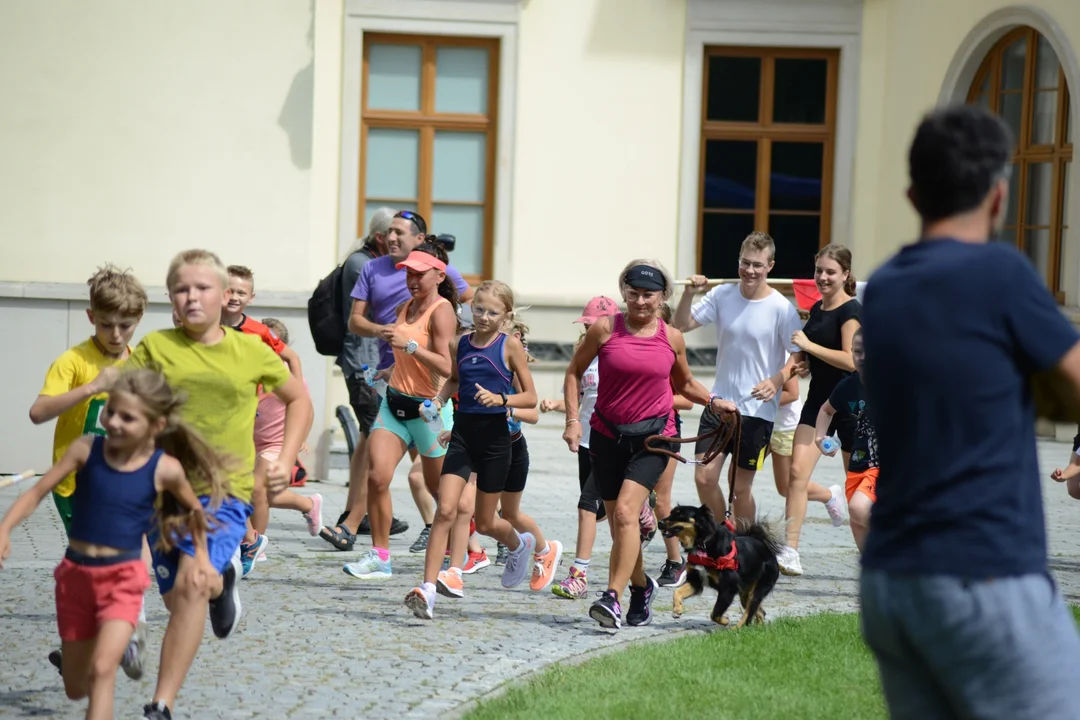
591 314 676 439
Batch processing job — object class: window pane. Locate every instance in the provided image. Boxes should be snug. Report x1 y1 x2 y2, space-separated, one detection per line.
1060 162 1071 293
997 226 1016 246
365 128 419 199
1032 90 1058 145
770 142 823 211
363 201 416 235
1027 162 1054 226
706 56 761 122
1006 162 1020 227
978 70 991 96
700 213 755 278
1000 92 1023 139
1024 228 1052 284
430 204 484 276
433 132 486 202
769 214 821 279
703 140 757 209
974 93 991 110
1064 161 1072 228
435 47 489 115
1001 36 1027 91
773 58 827 124
367 44 422 111
1067 92 1073 144
1035 35 1060 88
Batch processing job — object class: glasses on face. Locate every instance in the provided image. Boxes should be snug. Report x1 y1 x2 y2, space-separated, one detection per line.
472 306 502 319
739 259 767 271
394 210 427 235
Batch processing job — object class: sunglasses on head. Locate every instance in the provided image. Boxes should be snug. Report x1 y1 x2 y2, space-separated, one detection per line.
394 210 427 235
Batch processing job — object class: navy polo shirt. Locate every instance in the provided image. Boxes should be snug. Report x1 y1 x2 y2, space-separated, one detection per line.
861 239 1078 577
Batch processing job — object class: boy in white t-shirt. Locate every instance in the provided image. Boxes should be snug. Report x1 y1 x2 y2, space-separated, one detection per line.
672 232 804 524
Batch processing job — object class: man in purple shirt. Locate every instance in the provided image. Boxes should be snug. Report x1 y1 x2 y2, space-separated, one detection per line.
349 210 472 369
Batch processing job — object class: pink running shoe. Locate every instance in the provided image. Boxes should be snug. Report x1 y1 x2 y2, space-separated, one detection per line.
551 566 588 600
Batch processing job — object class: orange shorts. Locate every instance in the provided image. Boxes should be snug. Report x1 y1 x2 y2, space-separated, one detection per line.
845 468 878 504
54 551 150 642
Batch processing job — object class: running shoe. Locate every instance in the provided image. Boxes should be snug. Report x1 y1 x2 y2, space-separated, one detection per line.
120 620 147 680
357 515 411 536
778 545 803 576
239 532 269 578
436 568 465 598
825 485 846 528
48 650 62 675
626 575 659 626
343 549 392 580
551 566 588 600
143 701 173 720
302 493 323 536
409 526 432 553
462 549 490 574
495 543 509 566
589 589 622 630
501 532 535 588
208 551 242 639
639 502 657 551
529 540 564 592
657 558 687 588
404 585 436 620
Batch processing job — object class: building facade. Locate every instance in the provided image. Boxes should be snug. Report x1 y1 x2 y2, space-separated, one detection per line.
2 0 1077 473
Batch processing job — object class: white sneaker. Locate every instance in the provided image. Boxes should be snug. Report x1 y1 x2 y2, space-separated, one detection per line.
404 585 436 620
120 620 146 680
825 484 846 528
343 549 392 580
501 532 536 588
778 545 803 576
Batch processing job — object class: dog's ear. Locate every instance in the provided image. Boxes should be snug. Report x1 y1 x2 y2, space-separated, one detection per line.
698 504 714 521
693 506 716 544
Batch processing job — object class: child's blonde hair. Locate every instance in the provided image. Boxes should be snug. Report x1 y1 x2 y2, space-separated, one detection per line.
88 264 148 317
505 317 536 363
261 317 289 345
227 265 255 291
166 249 228 293
111 368 235 551
474 280 516 317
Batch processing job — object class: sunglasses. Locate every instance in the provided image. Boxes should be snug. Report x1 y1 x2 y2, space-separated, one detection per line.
394 210 427 235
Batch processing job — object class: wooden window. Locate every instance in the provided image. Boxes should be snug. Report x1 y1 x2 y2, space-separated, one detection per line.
698 47 839 280
359 33 499 281
968 27 1073 301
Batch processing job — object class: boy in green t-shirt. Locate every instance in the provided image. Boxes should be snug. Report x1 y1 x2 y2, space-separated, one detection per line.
130 249 312 720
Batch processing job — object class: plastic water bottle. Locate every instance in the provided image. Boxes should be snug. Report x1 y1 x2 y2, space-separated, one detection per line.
420 400 443 434
821 436 839 454
361 364 387 397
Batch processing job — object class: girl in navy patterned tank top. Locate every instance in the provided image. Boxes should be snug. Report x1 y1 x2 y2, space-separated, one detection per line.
0 369 222 720
404 281 563 620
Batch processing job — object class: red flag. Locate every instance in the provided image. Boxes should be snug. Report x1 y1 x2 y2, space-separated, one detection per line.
792 279 821 311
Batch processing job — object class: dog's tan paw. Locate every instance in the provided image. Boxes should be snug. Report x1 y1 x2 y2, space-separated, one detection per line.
712 613 729 626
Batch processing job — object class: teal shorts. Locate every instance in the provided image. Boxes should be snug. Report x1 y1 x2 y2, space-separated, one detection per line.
372 394 454 458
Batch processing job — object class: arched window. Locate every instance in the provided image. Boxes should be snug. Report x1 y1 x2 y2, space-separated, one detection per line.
968 27 1072 300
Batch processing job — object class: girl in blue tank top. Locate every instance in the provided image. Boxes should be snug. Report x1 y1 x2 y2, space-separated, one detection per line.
0 369 223 719
404 281 563 620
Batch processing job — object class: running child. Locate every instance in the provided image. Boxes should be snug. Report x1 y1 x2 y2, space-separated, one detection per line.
769 374 803 505
0 369 218 720
814 328 877 551
1050 425 1080 500
29 264 150 678
406 281 562 619
128 249 313 720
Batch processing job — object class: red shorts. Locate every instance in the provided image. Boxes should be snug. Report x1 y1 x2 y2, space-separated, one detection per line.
54 555 150 642
845 468 878 504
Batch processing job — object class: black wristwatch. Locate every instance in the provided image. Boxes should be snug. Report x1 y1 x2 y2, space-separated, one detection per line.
500 392 508 407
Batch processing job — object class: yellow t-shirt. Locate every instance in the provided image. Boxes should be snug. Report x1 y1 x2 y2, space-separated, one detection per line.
128 328 291 503
39 339 130 497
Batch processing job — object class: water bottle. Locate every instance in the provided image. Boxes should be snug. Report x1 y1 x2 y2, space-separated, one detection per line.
821 436 839 454
361 364 387 397
420 400 443 434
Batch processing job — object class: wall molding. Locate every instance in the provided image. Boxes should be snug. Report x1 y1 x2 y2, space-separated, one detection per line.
0 281 311 309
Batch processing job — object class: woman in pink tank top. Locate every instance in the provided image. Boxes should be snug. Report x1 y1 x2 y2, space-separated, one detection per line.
562 259 737 631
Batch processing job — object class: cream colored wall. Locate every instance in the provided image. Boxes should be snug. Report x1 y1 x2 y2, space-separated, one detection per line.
851 0 1080 280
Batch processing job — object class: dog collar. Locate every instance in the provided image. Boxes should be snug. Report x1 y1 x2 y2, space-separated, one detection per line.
687 540 739 572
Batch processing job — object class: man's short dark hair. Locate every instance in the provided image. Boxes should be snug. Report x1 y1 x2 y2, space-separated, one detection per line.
908 105 1014 223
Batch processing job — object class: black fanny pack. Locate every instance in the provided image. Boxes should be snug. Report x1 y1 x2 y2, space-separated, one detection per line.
386 387 423 421
594 410 668 451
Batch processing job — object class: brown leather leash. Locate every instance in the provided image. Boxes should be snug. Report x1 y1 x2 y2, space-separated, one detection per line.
645 408 741 522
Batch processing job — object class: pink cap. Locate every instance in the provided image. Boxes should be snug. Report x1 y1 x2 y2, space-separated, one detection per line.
574 296 619 324
395 250 447 273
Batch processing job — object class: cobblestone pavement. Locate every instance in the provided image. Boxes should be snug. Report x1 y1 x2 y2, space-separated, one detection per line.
2 424 1079 719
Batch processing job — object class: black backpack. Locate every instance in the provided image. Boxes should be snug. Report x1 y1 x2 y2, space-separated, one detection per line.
308 261 349 356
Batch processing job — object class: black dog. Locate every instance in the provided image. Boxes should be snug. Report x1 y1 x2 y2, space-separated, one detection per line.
658 504 783 628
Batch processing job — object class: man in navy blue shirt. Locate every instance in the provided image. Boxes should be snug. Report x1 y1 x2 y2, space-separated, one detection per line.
860 105 1080 718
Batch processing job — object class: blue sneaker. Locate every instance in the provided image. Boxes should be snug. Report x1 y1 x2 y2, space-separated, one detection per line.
343 549 392 579
239 533 269 578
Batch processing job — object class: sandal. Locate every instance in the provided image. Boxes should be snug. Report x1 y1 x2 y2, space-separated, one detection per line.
319 523 356 552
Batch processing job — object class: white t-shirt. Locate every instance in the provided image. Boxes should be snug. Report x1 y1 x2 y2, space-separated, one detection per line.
578 357 600 448
774 394 803 432
690 285 803 423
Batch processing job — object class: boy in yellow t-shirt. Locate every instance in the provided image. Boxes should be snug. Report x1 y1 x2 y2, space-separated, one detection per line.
129 249 313 720
30 265 148 532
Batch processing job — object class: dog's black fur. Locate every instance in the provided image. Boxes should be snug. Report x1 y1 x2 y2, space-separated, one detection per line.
658 504 783 628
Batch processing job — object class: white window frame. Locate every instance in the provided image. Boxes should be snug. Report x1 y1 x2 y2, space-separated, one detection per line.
676 0 863 279
339 0 520 280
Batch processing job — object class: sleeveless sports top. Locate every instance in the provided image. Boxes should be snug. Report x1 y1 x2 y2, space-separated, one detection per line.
70 436 162 552
390 297 450 398
506 388 522 434
456 333 513 414
591 314 676 439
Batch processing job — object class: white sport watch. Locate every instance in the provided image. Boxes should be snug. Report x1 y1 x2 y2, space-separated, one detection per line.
405 339 419 355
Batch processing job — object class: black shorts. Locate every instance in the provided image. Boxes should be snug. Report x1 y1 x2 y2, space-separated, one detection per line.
694 410 771 471
588 429 672 503
1072 425 1080 453
576 446 605 519
799 392 855 452
442 413 512 494
344 374 380 436
505 434 529 494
